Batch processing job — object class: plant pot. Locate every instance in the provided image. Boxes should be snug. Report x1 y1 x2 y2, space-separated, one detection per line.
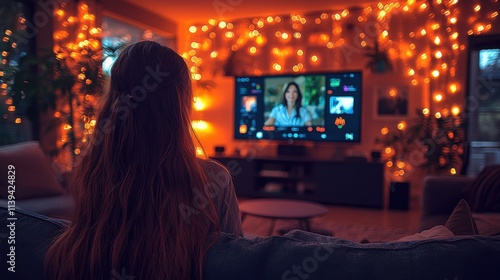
371 60 391 73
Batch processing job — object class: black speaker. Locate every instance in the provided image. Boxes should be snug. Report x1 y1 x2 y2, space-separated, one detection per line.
214 146 225 155
389 182 410 210
277 144 306 156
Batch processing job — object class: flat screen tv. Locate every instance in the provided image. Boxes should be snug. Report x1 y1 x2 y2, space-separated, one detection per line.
234 71 362 143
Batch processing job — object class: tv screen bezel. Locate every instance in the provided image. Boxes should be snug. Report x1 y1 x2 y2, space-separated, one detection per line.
233 70 363 143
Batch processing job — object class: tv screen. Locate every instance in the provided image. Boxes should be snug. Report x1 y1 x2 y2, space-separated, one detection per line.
234 71 362 142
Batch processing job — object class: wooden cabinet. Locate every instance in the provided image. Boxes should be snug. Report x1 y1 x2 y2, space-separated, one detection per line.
211 155 384 208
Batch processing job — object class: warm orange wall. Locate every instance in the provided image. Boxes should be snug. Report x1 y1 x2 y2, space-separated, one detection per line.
176 2 499 195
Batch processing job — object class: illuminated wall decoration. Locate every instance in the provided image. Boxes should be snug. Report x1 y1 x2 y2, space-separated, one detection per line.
183 0 498 175
0 1 103 168
50 1 103 168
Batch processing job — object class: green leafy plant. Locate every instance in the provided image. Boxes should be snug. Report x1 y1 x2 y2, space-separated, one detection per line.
365 40 393 73
4 45 104 163
376 110 466 178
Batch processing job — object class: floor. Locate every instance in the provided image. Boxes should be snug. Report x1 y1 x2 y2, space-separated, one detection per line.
316 196 421 232
238 194 422 234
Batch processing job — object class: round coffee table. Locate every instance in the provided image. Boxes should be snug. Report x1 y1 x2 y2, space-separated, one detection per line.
239 198 328 236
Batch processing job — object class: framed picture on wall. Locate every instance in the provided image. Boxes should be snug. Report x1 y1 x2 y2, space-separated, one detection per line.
374 86 410 118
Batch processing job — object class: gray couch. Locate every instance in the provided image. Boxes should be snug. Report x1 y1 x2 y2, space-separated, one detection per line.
2 206 500 280
420 175 500 236
0 141 75 220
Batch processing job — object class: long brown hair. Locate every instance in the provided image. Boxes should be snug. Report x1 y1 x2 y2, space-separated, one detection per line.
45 41 219 279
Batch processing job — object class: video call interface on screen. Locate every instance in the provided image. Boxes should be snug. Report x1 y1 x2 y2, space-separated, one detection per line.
234 72 362 142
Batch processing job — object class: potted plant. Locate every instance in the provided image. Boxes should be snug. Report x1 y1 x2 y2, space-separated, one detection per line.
375 109 466 177
365 40 393 73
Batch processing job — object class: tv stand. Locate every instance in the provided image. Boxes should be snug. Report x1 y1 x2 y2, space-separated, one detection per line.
211 155 384 208
277 144 307 156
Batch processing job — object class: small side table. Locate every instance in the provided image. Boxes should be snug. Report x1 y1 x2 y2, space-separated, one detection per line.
239 199 329 236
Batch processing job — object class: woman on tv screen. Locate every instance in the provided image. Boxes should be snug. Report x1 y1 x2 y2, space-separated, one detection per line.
264 81 312 126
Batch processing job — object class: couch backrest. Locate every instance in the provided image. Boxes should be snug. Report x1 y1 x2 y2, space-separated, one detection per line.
206 231 500 280
2 206 500 280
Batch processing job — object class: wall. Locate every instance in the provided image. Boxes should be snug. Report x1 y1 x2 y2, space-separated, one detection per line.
177 1 499 198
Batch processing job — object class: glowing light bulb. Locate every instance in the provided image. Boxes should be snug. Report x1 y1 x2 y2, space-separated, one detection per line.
422 108 430 115
449 83 458 93
193 97 205 111
435 51 443 58
192 120 208 130
434 36 441 45
451 106 460 116
431 70 440 78
189 26 197 33
381 127 389 135
397 121 406 130
434 93 443 102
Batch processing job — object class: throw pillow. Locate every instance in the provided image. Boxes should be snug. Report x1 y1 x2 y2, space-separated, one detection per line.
0 141 65 199
444 199 479 236
396 225 454 242
461 164 500 212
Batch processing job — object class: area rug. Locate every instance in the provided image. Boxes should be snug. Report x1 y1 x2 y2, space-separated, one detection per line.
242 216 416 243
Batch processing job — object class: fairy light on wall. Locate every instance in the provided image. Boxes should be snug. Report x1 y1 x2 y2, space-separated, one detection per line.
49 1 103 168
182 0 498 176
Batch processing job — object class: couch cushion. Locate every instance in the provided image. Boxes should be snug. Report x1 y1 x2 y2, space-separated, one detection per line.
396 225 454 242
0 194 74 220
0 141 65 199
0 206 68 279
445 199 479 235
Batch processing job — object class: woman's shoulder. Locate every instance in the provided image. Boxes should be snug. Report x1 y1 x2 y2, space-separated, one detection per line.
197 158 231 175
